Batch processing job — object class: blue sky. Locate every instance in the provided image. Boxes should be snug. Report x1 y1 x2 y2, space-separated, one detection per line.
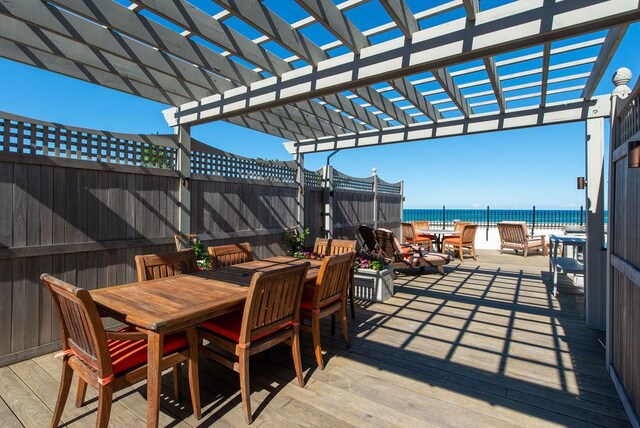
1 5 638 209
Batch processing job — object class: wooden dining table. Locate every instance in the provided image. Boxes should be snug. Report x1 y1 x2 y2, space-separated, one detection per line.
90 256 322 427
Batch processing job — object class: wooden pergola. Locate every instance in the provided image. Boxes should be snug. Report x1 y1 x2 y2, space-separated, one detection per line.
1 0 640 424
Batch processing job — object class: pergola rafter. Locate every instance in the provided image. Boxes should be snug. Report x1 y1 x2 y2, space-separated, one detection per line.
164 0 639 130
0 0 636 154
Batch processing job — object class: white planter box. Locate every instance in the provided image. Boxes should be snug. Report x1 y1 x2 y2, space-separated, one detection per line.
353 267 395 302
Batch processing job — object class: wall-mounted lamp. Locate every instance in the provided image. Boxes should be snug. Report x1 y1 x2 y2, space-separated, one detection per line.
628 140 640 168
182 178 190 189
577 177 586 189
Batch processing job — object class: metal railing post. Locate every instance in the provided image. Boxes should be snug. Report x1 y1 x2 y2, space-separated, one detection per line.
531 205 536 237
486 205 490 241
442 205 446 229
372 168 379 229
580 205 584 226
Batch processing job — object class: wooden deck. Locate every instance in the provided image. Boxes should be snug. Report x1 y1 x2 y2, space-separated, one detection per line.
0 250 629 427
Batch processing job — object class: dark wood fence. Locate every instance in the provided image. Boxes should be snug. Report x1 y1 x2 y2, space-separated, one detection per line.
0 111 402 365
608 81 640 423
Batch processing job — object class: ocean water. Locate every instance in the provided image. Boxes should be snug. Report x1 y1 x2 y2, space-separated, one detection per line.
403 209 608 227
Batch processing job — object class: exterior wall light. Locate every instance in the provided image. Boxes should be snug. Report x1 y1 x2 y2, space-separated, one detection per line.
577 177 586 189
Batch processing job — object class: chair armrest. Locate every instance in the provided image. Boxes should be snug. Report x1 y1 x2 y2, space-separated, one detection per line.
105 330 147 341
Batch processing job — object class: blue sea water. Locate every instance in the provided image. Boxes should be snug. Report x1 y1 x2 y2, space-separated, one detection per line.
403 209 608 227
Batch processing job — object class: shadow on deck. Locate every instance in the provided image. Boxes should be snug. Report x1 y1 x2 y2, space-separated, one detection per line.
0 250 628 427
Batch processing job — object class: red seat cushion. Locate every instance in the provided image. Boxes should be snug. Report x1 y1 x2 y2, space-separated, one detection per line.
300 285 340 311
108 328 188 375
201 310 292 343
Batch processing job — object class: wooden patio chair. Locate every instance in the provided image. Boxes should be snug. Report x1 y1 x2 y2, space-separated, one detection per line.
313 238 356 257
401 222 433 250
358 225 380 256
313 238 358 320
135 250 198 281
442 224 478 262
300 251 355 370
198 263 309 424
497 221 547 257
412 220 436 241
375 229 451 275
207 242 254 268
41 274 201 428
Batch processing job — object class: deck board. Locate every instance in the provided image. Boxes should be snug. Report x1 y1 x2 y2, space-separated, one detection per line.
0 250 630 427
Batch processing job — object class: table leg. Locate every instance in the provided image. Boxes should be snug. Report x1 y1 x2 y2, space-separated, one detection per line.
147 330 164 428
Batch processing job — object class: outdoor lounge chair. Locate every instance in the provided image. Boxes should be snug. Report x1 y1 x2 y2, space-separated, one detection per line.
497 221 547 257
358 225 380 255
375 228 451 275
442 224 478 262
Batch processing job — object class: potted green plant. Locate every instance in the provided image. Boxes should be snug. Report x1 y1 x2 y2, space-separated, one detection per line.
283 228 310 257
190 238 211 271
353 252 394 302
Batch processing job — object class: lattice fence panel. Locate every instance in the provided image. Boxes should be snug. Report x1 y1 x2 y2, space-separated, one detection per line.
333 170 373 192
304 169 322 188
0 115 176 168
377 178 402 195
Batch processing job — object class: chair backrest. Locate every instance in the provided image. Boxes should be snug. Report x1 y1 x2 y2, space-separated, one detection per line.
239 263 309 345
174 234 198 252
312 252 355 310
497 222 527 243
208 243 254 268
358 225 379 254
41 274 111 377
453 221 471 231
135 250 198 282
313 238 357 258
413 220 430 232
374 229 401 262
401 222 416 243
461 224 479 243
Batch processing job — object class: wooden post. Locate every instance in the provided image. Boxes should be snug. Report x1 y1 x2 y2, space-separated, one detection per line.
606 68 632 367
322 165 334 238
372 168 378 229
585 117 606 330
295 153 305 231
176 124 191 235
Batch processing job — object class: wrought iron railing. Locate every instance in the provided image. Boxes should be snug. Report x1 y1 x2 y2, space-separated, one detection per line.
403 205 589 236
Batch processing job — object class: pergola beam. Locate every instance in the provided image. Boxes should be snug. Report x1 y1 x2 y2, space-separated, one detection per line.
297 0 441 124
461 0 479 21
1 0 238 94
284 96 611 154
42 0 357 137
130 0 292 76
0 35 311 142
295 0 417 125
581 26 629 100
165 0 639 126
540 42 552 106
378 0 420 37
483 57 506 113
432 68 472 118
210 0 327 65
208 0 385 130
